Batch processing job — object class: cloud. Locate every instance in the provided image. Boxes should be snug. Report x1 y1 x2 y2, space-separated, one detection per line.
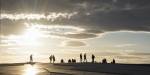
115 44 136 48
0 20 26 35
21 23 99 40
128 52 150 56
62 41 86 47
1 0 150 40
24 23 98 39
116 55 143 59
1 0 150 63
63 33 98 39
94 52 122 56
0 12 78 21
0 34 41 46
0 23 100 47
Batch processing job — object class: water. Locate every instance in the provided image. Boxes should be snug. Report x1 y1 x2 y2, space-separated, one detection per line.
0 64 117 75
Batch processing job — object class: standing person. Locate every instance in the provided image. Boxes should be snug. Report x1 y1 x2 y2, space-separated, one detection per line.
52 55 55 63
30 54 33 63
49 55 52 63
84 53 87 63
92 54 95 63
112 59 116 64
102 58 107 64
60 59 64 63
80 53 82 63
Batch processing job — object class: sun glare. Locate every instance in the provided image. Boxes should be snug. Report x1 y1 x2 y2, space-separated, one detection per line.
24 26 42 40
23 65 39 75
10 24 44 46
20 25 44 46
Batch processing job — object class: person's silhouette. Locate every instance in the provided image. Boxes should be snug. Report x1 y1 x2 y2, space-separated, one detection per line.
30 54 33 63
60 59 64 63
112 59 116 64
72 59 74 63
80 53 82 63
92 54 95 63
84 53 87 63
74 59 76 63
52 55 55 63
68 59 71 63
49 55 52 63
102 58 107 64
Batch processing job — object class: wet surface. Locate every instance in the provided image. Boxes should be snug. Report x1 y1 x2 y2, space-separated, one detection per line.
0 64 117 75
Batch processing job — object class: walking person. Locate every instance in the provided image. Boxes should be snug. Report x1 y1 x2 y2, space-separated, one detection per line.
92 54 95 63
49 55 52 63
80 53 82 63
102 58 107 64
30 54 33 63
112 59 116 64
84 53 87 63
52 55 55 63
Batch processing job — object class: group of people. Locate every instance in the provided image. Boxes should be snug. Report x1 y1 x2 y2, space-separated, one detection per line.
101 58 115 64
49 55 56 63
68 59 76 63
80 53 95 63
80 53 87 62
70 53 115 64
48 53 115 64
29 54 115 64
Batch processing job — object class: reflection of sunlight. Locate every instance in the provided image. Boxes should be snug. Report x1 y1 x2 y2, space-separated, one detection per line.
23 65 39 75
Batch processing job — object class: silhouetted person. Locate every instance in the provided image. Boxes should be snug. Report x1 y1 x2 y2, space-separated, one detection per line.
72 59 76 63
111 59 116 64
68 59 71 63
49 55 52 63
84 53 87 63
80 53 82 63
74 59 76 63
72 59 74 63
102 58 107 64
92 54 95 63
61 59 64 63
30 54 33 63
52 55 55 63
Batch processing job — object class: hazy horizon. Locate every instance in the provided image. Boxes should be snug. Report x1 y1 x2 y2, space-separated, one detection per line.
0 0 150 64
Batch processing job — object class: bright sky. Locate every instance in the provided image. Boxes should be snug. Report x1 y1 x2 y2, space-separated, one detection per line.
0 0 150 64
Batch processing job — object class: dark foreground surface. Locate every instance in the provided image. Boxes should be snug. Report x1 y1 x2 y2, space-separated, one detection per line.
0 63 150 75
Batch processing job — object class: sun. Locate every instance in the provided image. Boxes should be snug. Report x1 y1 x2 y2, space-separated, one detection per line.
24 26 42 40
20 25 43 46
11 24 44 46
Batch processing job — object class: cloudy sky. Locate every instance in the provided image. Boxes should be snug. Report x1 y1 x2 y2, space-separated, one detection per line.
0 0 150 63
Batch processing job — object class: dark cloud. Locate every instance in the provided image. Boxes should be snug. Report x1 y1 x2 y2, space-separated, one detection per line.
49 32 98 39
2 0 150 12
63 41 86 47
1 0 150 38
64 33 98 39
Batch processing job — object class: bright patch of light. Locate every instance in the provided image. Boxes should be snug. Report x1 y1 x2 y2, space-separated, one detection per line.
23 65 39 75
25 23 85 34
1 23 86 46
2 24 44 46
